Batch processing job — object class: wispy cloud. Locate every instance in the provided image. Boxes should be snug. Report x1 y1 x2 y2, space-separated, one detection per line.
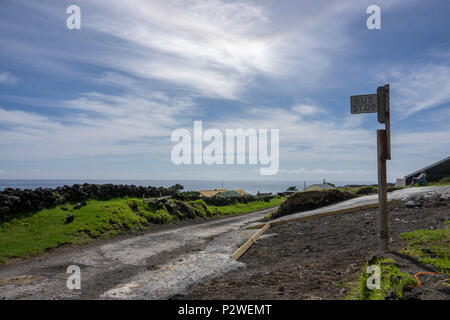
0 82 197 161
379 62 450 118
0 72 18 84
291 104 326 116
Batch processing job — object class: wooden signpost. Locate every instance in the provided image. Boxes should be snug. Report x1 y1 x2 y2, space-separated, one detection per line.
351 84 391 252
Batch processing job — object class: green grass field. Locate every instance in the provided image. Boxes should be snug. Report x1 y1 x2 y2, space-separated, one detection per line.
0 197 283 263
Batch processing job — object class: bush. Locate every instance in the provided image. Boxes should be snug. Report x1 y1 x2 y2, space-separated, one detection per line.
273 189 356 219
439 177 450 184
356 186 378 195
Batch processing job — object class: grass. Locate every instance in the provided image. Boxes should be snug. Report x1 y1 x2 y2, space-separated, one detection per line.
400 223 450 275
346 258 417 300
410 176 450 187
205 197 284 216
0 196 283 263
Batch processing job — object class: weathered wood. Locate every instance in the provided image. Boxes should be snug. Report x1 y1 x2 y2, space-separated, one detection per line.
377 129 389 252
231 223 270 260
384 84 391 160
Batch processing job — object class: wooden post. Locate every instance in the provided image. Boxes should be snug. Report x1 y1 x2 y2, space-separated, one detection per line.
377 129 388 252
383 85 391 160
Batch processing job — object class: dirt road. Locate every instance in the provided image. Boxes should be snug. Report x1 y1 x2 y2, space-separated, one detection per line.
0 208 274 299
0 186 448 300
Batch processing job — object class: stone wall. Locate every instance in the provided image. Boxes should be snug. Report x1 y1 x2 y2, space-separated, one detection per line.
0 183 182 218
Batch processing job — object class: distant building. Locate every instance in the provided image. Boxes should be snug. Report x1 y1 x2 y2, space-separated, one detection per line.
199 189 226 197
216 190 241 198
199 189 248 198
404 156 450 185
233 189 248 196
304 183 334 192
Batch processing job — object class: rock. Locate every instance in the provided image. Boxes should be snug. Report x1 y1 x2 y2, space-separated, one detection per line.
405 200 416 208
61 206 68 211
385 289 398 300
402 286 424 300
0 206 9 215
65 214 74 224
0 183 186 218
73 203 84 210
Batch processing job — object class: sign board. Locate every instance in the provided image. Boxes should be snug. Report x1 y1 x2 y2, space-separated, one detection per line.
350 94 378 114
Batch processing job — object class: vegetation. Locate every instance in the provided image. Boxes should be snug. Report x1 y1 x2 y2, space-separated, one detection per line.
205 197 284 216
410 176 450 187
0 196 282 263
439 177 450 184
400 223 450 275
346 258 417 300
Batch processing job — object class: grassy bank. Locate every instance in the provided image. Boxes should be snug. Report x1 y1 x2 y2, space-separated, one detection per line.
346 222 450 300
0 197 283 263
205 197 284 215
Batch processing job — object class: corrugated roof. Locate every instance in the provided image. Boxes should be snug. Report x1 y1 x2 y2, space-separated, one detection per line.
217 190 241 197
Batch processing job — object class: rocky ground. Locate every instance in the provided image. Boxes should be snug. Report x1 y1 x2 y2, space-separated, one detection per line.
173 190 450 300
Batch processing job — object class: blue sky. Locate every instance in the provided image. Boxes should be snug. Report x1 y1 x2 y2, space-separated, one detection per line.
0 0 449 182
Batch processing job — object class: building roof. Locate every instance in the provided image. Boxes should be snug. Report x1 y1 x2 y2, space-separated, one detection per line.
233 189 248 196
305 183 334 190
217 190 241 198
199 189 227 197
405 156 450 179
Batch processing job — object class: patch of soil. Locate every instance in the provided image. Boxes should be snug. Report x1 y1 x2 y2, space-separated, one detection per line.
173 198 450 300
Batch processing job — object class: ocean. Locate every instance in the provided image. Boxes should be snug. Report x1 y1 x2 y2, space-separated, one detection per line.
0 180 376 195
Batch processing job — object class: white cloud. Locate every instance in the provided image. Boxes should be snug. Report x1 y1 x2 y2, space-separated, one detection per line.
379 62 450 118
0 87 196 160
0 72 18 84
291 104 325 116
3 0 379 99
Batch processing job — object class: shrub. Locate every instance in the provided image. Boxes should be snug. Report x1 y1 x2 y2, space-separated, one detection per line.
356 186 378 195
439 177 450 184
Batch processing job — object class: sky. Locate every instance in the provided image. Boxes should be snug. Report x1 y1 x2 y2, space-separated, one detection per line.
0 0 449 182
